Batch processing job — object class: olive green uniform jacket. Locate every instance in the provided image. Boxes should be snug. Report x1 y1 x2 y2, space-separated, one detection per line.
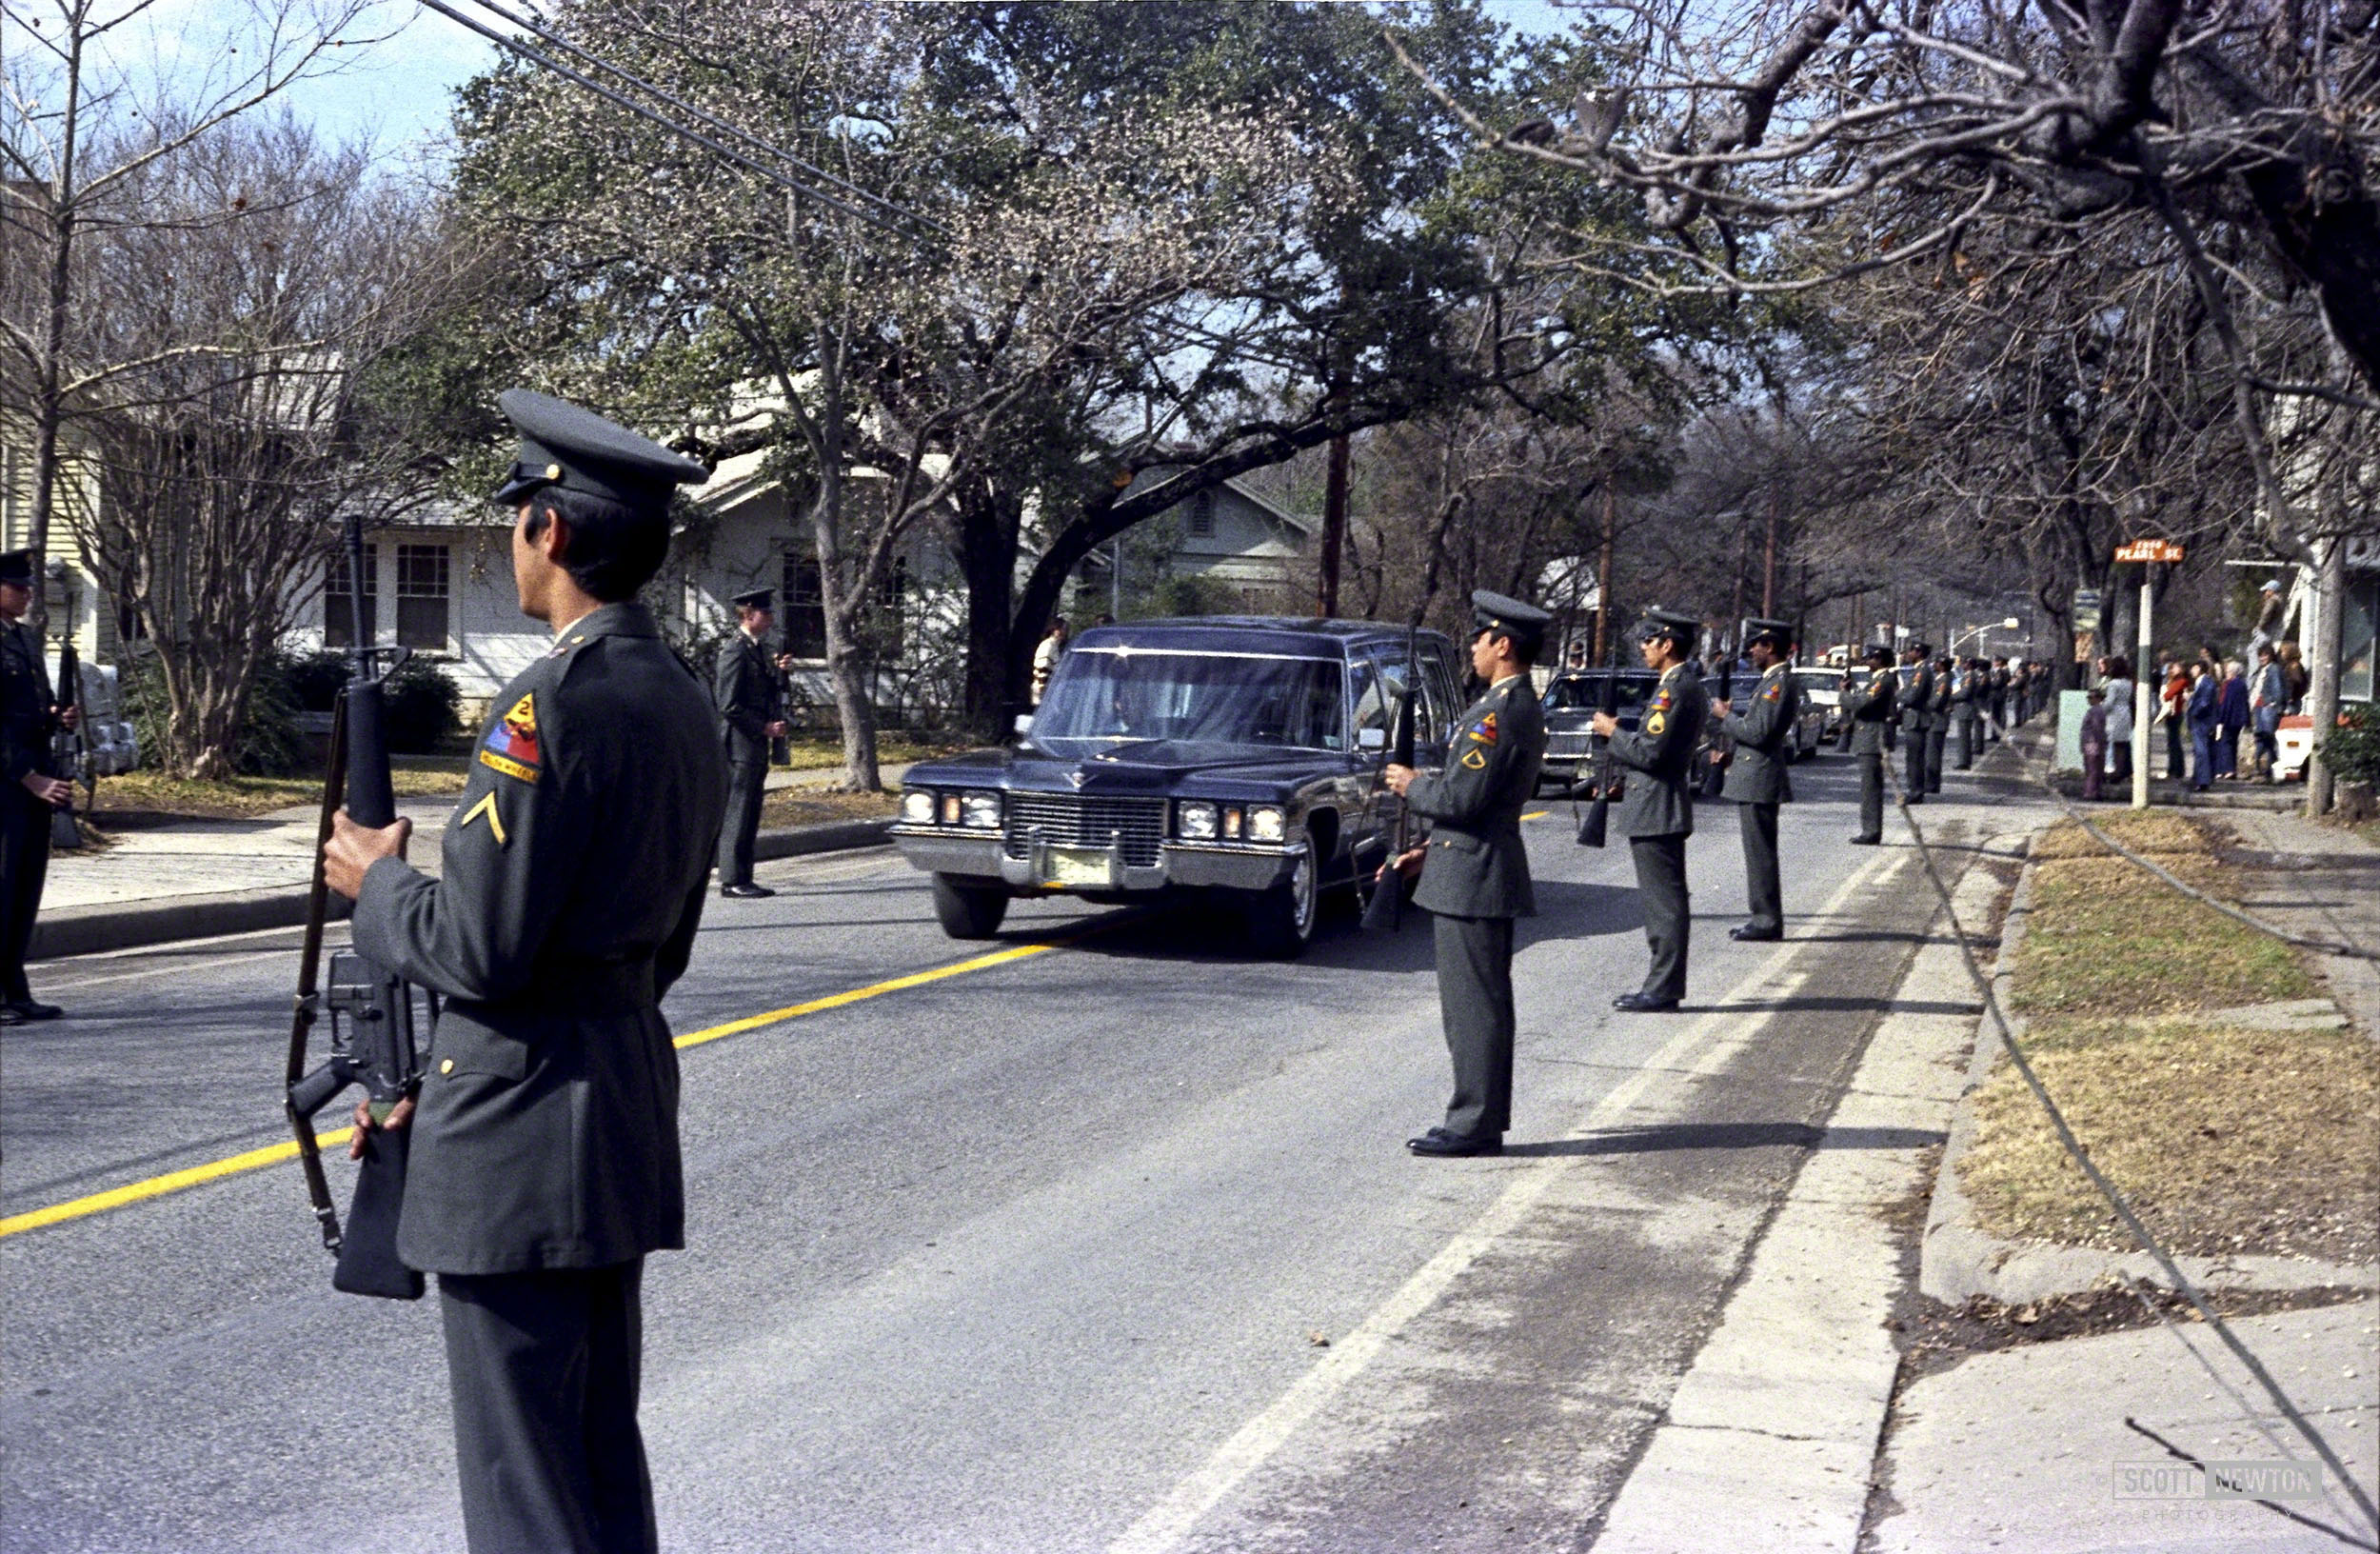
1717 663 1800 806
1606 664 1709 838
1403 673 1546 919
355 603 727 1275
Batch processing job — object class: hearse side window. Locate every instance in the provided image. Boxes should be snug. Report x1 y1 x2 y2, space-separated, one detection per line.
1035 649 1347 751
1349 655 1388 740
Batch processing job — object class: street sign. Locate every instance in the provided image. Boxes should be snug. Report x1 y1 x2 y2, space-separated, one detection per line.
2072 588 2101 634
2114 539 2185 563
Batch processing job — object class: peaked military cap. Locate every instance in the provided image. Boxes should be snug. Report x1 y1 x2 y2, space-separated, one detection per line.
730 588 773 611
0 549 31 586
1471 589 1550 652
491 388 710 512
1743 616 1795 649
1863 643 1895 666
1633 608 1700 647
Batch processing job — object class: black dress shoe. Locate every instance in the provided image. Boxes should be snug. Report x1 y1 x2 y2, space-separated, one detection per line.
0 1005 22 1027
719 883 776 899
1407 1129 1501 1157
1849 835 1882 846
1613 991 1680 1012
10 1000 62 1021
1729 925 1782 942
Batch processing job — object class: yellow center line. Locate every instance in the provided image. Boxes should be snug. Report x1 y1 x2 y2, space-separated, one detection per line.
0 935 1078 1241
1521 810 1551 821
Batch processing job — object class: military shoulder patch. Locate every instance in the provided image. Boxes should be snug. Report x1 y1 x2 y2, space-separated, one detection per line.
479 692 543 784
1468 711 1498 745
1761 681 1783 702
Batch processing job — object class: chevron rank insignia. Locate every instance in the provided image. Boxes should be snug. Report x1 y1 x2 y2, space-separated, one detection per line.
1647 711 1668 736
478 693 543 783
459 789 508 847
1460 747 1488 769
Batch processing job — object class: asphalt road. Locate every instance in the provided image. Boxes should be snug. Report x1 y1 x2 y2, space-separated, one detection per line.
2 751 2003 1553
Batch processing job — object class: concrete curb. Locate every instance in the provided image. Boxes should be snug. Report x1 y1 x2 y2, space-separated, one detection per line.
1916 839 2380 1305
30 818 892 961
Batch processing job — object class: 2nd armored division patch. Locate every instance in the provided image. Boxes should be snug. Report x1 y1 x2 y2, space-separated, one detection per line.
479 693 543 783
1468 711 1498 746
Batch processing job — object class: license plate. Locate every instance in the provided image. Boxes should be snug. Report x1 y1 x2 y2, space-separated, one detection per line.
1044 847 1112 887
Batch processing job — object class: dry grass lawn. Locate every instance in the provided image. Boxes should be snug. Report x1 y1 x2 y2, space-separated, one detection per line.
2030 809 2211 860
2010 853 2312 1016
1960 1017 2380 1265
759 788 897 829
89 767 467 821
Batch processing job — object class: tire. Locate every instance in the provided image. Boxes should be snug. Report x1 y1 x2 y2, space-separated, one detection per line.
1244 845 1319 959
931 874 1009 939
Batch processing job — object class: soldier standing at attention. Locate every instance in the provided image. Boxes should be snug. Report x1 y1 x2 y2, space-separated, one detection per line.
1382 591 1548 1158
1710 618 1800 943
1 549 76 1025
323 390 724 1554
1895 643 1934 804
715 587 790 900
1924 652 1954 792
1845 644 1897 845
1594 609 1709 1013
1954 659 1986 769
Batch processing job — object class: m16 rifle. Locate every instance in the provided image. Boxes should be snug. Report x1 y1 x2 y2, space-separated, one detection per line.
1575 642 1623 847
49 637 84 851
1701 630 1739 799
1359 676 1418 932
283 514 428 1301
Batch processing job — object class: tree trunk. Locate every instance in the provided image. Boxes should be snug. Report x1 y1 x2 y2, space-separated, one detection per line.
2305 534 2346 818
24 29 86 644
805 347 881 792
956 480 1021 741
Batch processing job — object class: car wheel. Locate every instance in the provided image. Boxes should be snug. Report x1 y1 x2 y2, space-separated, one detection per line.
1245 845 1319 959
930 874 1009 939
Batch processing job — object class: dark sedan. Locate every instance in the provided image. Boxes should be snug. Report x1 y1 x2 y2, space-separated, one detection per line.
891 618 1464 957
1539 669 1661 791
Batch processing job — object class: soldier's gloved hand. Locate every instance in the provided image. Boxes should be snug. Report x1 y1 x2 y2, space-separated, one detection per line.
324 808 412 901
348 1095 416 1160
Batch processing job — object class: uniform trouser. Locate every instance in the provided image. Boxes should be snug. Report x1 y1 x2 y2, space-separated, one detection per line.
1433 912 1516 1139
1738 800 1782 932
1902 726 1929 797
714 749 767 886
440 1262 656 1554
1 787 51 1003
1956 716 1982 768
1856 752 1885 840
1629 834 1690 1003
1925 725 1948 790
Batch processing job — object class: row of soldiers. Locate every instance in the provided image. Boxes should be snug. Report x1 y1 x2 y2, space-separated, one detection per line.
1843 646 2047 843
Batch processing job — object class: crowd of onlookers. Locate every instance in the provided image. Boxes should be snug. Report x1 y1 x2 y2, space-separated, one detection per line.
2077 639 2306 798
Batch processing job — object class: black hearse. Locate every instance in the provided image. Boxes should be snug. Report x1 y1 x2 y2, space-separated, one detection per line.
891 618 1464 957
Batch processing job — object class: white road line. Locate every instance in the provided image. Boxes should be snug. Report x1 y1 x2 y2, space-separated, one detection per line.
1105 849 1911 1554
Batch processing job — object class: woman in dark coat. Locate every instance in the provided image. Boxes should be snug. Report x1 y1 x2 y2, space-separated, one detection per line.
2213 661 2251 780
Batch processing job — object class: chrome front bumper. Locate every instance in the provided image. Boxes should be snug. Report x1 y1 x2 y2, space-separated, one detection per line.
888 825 1302 893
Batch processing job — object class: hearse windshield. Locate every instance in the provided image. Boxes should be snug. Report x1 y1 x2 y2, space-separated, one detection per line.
1545 672 1658 712
1033 648 1348 753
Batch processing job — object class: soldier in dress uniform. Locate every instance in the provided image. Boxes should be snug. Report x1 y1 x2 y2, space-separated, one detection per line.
1894 643 1934 804
1382 590 1549 1158
323 389 724 1554
1925 653 1954 791
1 549 76 1025
1593 608 1708 1012
1953 659 1986 769
715 587 791 899
1844 644 1897 844
1710 617 1800 943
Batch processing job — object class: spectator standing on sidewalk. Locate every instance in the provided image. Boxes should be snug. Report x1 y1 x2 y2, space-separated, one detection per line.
2214 659 2251 780
2161 658 2189 778
2101 655 2134 788
1030 616 1069 707
2250 644 2286 781
2079 689 2109 801
1 548 78 1026
2277 640 2309 713
2186 661 2219 790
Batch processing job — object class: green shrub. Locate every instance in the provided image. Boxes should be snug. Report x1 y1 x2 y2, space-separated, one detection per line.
381 655 463 753
2318 702 2380 786
120 650 309 776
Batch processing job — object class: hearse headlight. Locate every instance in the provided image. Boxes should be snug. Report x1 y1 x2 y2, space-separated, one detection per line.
961 791 1002 829
1178 801 1219 840
900 789 936 825
1248 806 1287 844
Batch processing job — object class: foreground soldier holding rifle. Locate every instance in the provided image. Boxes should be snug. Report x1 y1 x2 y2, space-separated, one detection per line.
312 391 721 1554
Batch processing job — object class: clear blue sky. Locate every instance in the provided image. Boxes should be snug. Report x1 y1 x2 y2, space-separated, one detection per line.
263 0 1578 157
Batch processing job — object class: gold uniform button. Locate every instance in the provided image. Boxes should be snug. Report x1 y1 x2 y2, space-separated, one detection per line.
440 1058 455 1075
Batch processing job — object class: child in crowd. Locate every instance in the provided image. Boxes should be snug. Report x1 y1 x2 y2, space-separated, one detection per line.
2079 687 2109 801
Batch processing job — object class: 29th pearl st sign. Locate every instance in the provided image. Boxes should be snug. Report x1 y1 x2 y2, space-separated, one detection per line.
2113 539 2188 564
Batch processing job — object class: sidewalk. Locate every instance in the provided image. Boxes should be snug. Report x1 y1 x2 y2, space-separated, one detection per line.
28 760 908 960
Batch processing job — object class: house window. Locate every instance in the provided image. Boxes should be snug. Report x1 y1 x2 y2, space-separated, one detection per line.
781 552 827 659
395 544 450 651
1186 489 1216 538
325 544 380 648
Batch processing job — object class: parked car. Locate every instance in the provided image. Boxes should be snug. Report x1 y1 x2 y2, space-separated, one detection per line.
1539 668 1661 791
44 653 140 776
1796 666 1849 744
891 618 1464 958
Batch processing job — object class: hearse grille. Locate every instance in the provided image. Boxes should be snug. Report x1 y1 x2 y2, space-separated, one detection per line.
1003 793 1168 868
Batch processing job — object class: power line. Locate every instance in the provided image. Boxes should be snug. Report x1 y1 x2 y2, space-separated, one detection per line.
414 0 942 243
447 0 945 237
